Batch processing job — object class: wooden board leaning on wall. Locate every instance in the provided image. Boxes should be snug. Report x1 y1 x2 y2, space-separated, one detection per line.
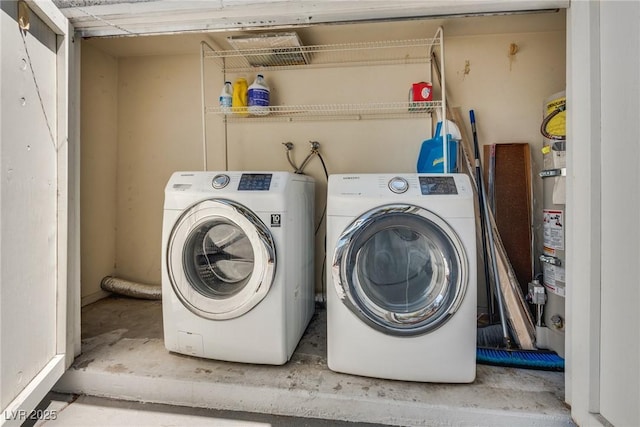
483 143 533 298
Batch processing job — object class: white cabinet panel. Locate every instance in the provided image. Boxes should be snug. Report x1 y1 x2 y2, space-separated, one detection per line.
0 1 71 424
599 2 640 425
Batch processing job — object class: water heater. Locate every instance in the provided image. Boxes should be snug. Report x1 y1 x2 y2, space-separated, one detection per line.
535 91 566 357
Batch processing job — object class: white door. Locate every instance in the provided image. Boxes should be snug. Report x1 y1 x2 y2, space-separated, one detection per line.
568 1 640 425
0 1 75 426
598 1 640 425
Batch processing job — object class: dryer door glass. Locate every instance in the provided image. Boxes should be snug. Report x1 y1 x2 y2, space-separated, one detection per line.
167 199 276 320
333 205 468 336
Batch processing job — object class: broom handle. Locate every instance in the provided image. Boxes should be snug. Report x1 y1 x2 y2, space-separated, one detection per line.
470 110 511 347
471 116 495 324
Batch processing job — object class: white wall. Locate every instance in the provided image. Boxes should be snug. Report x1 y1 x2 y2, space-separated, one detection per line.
445 30 565 264
115 54 204 286
80 44 119 304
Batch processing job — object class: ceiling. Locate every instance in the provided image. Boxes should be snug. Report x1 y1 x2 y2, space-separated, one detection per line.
53 0 568 41
81 8 566 58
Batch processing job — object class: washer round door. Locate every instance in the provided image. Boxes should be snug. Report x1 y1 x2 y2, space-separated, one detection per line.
167 199 276 320
332 204 468 336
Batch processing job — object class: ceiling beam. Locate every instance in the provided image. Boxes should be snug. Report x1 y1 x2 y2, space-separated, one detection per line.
54 0 569 37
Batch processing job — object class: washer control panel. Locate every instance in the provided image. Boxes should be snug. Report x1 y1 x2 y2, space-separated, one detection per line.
388 177 409 194
238 173 273 191
211 174 230 189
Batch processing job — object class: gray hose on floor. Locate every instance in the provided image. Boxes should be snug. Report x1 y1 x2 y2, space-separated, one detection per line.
100 276 162 300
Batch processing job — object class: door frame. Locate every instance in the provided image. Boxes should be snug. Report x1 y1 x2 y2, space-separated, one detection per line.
1 1 79 425
23 0 82 368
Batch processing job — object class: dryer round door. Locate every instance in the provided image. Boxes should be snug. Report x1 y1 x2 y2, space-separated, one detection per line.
167 198 276 320
332 204 468 336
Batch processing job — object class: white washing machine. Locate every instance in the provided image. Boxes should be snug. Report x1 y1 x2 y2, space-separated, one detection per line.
162 171 315 365
326 173 477 382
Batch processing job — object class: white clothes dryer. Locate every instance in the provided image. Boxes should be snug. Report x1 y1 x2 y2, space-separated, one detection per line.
162 171 315 365
326 173 477 382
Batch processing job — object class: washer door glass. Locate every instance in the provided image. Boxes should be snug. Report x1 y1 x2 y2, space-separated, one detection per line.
333 204 468 336
184 219 254 298
168 199 276 320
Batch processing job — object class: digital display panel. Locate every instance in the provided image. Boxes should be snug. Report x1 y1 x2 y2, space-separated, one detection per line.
419 176 458 195
238 173 272 191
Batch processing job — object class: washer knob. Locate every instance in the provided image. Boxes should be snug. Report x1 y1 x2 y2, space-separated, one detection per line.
388 177 409 194
212 174 230 189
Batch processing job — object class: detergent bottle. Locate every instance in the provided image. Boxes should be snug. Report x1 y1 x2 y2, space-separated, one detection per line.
247 74 270 116
231 78 248 117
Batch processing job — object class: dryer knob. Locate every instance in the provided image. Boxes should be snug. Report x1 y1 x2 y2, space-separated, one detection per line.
212 174 230 189
388 177 409 194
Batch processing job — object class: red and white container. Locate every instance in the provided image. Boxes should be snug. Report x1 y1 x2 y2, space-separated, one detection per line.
411 81 433 101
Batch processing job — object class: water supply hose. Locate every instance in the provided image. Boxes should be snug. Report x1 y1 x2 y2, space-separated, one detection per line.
298 141 320 173
282 141 321 174
540 104 566 140
282 142 300 172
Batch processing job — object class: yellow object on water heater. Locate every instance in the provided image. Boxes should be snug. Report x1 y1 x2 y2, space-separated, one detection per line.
543 92 566 139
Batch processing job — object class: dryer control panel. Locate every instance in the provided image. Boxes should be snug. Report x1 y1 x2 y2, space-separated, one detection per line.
418 176 458 195
327 173 474 218
328 173 472 198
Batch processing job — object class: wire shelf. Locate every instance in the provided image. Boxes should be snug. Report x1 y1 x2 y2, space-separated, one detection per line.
205 101 441 121
203 38 439 72
200 28 444 126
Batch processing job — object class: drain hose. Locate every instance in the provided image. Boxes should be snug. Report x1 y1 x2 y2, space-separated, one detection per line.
100 276 162 300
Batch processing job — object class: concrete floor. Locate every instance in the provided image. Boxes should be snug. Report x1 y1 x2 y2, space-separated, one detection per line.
52 296 574 426
33 392 385 426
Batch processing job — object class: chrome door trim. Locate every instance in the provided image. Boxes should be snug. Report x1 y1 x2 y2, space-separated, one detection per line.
332 203 468 336
167 198 276 320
